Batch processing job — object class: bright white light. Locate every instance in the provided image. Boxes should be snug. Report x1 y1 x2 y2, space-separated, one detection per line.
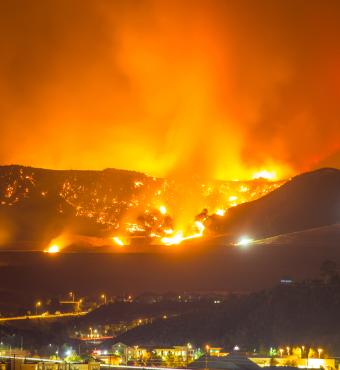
235 236 254 247
65 350 72 357
234 345 240 351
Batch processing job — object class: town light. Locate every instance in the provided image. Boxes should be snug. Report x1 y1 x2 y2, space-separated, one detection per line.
318 348 323 358
35 301 41 315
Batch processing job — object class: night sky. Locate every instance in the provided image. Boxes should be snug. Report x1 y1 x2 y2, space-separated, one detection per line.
0 0 339 180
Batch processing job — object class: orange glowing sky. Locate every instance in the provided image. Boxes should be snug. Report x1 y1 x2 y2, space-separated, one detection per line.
0 0 340 180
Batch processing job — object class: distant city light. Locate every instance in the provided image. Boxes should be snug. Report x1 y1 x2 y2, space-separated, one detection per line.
235 236 254 247
234 345 240 351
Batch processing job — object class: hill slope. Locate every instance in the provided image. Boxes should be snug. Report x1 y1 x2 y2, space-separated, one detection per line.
0 165 283 245
212 168 340 239
115 280 340 353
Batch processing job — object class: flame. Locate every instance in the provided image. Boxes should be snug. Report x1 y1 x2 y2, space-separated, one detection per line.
43 234 70 253
161 231 183 245
161 220 205 246
159 205 167 215
44 244 60 254
252 170 277 180
113 236 125 246
107 177 284 248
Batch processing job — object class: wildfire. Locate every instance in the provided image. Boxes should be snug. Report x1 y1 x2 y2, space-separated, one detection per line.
252 170 277 180
113 236 125 246
44 244 60 254
159 205 167 215
161 220 205 246
215 209 226 216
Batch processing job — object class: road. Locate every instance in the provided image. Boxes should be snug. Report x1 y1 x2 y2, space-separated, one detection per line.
0 311 87 322
0 355 183 370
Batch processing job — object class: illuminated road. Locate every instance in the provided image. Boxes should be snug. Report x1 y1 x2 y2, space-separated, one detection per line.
0 311 87 322
0 355 185 370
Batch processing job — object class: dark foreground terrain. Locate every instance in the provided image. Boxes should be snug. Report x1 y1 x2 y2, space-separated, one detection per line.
115 278 340 353
1 223 339 305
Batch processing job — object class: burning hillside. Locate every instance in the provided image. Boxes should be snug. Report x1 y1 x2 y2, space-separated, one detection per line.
0 165 284 249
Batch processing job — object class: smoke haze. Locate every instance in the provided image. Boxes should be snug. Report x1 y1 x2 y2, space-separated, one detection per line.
0 0 340 179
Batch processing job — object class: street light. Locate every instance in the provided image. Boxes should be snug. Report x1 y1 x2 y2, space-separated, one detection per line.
318 348 323 358
101 294 107 305
286 346 290 356
69 291 75 302
279 348 284 357
77 298 83 312
35 301 41 315
205 345 210 370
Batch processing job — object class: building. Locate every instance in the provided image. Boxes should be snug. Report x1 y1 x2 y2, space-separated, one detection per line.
1 359 100 370
191 352 261 370
249 356 336 370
